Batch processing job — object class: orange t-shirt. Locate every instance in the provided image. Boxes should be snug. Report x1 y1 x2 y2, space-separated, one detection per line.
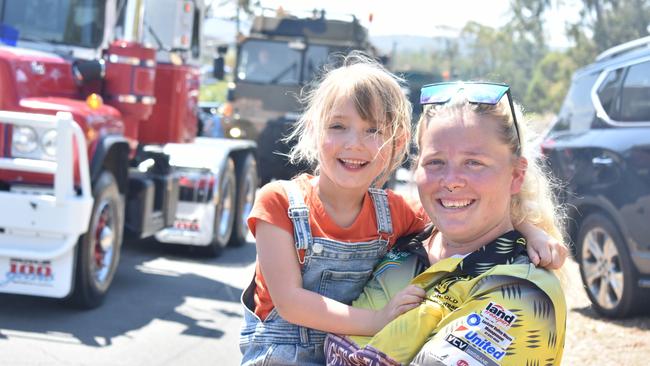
247 174 427 320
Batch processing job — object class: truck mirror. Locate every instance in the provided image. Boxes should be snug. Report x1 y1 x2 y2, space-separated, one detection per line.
73 59 106 85
213 57 225 80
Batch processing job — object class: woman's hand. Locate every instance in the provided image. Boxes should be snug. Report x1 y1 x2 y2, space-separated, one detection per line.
518 222 569 269
373 284 425 333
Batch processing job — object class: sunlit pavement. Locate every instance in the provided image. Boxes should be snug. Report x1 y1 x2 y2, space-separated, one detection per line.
0 237 257 365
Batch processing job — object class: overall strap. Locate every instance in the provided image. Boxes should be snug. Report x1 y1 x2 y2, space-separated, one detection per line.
280 180 312 252
368 187 393 237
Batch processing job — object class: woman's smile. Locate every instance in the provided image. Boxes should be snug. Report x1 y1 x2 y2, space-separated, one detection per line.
437 198 475 209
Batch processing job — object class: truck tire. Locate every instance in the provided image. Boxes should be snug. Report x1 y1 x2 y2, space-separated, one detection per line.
577 213 644 318
70 171 124 309
203 158 236 257
229 153 257 247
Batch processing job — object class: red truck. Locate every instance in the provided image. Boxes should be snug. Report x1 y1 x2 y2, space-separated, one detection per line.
0 0 257 308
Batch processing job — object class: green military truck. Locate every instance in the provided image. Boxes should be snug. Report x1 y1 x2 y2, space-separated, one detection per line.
216 11 375 184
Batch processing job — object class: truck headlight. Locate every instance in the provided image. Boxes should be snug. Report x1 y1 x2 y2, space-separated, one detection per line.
41 129 57 156
12 126 38 154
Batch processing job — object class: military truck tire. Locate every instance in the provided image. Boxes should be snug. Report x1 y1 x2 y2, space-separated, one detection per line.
70 171 124 309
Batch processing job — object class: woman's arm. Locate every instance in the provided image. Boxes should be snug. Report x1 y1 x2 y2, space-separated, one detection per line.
516 221 569 269
256 220 425 336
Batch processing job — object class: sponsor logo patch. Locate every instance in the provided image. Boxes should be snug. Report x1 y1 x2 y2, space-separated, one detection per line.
465 313 515 349
482 302 517 329
446 333 469 351
430 338 491 366
463 330 506 362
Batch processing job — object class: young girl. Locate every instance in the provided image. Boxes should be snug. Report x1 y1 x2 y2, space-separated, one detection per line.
239 54 565 365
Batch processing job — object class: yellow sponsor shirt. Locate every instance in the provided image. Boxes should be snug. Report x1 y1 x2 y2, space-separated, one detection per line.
325 230 566 366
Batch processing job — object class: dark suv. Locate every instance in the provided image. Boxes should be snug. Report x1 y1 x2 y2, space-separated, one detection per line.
542 36 650 318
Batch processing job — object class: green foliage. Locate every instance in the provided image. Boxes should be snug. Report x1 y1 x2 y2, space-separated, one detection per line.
199 81 229 103
577 0 650 51
525 52 576 113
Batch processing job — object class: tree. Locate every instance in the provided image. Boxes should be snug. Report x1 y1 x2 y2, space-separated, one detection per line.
526 52 576 113
572 0 650 51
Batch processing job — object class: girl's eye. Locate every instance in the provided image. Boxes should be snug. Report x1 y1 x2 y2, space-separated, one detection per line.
466 159 484 167
328 123 345 130
423 159 444 167
366 127 379 134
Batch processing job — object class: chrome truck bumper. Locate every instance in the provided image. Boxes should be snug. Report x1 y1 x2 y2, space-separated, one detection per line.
0 111 93 298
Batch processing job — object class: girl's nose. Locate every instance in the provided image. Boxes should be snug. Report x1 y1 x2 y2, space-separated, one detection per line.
343 129 363 149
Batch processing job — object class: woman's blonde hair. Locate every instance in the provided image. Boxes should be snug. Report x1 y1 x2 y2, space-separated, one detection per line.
415 91 568 247
284 51 412 186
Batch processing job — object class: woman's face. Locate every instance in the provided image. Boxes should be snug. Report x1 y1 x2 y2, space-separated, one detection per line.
414 113 526 247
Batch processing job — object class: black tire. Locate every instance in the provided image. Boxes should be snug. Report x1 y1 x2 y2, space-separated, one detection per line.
69 171 124 309
202 158 236 257
577 213 642 318
229 153 258 247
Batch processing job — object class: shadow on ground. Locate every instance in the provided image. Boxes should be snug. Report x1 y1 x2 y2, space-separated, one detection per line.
571 305 650 330
0 238 257 346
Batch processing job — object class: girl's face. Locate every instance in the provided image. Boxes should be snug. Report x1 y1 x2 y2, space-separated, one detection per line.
318 97 391 192
414 113 526 247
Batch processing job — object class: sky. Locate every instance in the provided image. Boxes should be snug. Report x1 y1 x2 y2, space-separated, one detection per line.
236 0 583 49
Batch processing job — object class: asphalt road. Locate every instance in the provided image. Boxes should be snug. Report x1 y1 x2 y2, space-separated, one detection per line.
0 237 257 365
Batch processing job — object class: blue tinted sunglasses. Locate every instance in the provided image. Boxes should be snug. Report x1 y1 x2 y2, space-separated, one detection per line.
420 81 521 155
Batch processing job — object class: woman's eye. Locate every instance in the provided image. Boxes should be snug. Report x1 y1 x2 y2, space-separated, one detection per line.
366 127 379 134
329 123 344 130
466 159 484 167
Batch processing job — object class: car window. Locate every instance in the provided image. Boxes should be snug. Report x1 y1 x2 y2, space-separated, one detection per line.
596 68 624 120
619 61 650 122
303 45 329 82
237 40 301 85
552 72 598 133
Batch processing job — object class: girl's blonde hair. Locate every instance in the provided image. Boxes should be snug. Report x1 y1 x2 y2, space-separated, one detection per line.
415 92 568 247
285 51 412 186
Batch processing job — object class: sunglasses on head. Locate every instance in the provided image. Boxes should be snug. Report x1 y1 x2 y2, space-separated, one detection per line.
419 81 521 155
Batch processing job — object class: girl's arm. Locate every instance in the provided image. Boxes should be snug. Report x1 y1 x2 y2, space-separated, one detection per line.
516 221 569 269
256 220 424 336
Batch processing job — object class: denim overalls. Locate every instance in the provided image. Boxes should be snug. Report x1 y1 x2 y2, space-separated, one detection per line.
240 180 394 365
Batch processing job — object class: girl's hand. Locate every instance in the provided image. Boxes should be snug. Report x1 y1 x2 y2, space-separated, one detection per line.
520 223 569 269
374 284 425 332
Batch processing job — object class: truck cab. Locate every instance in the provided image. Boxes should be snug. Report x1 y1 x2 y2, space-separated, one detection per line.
0 0 257 308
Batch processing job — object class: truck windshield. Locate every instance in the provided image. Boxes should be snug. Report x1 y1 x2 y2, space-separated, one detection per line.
237 40 335 85
0 0 105 48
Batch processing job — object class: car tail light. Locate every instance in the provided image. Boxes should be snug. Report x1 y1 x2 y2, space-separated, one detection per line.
540 137 556 155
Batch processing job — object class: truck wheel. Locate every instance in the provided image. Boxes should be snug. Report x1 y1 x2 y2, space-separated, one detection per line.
203 158 236 257
577 213 643 318
229 153 258 247
70 171 124 309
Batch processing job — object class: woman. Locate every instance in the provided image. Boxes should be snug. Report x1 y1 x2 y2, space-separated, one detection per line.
325 81 567 366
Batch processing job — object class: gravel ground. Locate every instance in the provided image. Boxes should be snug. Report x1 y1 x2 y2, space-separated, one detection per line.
562 259 650 365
